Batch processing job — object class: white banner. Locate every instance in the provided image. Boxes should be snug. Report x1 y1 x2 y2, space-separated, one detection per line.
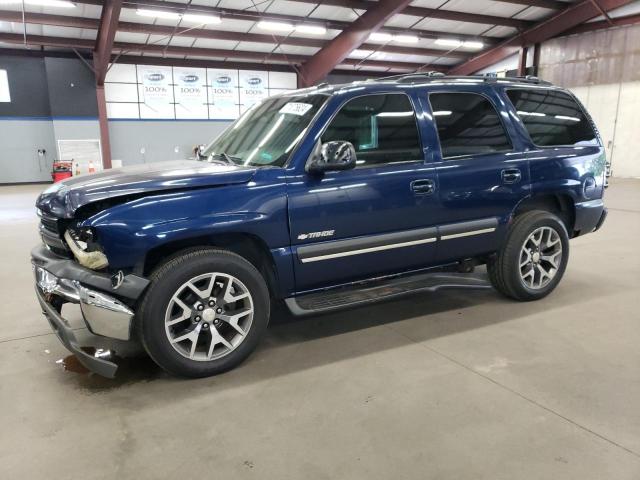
0 69 10 103
209 69 239 119
140 66 173 108
174 68 207 117
239 70 268 113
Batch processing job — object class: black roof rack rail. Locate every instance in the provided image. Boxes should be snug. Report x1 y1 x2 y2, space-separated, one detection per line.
376 72 552 86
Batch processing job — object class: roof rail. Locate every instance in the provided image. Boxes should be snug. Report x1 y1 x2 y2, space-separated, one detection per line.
376 72 552 86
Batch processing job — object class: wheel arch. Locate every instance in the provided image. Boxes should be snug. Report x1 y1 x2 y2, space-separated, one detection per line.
143 233 281 299
512 193 576 236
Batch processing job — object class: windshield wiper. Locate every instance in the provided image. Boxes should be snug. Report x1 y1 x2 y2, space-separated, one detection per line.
209 152 240 165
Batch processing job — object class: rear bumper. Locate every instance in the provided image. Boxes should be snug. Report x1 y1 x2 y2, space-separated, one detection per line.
574 199 607 235
31 244 150 377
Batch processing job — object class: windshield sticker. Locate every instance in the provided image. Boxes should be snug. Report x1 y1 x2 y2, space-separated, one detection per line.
279 102 314 116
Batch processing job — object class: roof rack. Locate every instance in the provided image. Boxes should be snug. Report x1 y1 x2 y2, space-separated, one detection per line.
377 72 552 86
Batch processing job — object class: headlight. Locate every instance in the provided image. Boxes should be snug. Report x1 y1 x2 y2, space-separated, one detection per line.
64 229 109 270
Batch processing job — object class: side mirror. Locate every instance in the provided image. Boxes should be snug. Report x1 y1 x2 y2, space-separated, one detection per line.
307 140 357 174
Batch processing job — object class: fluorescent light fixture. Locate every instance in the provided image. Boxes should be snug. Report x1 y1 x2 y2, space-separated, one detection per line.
369 32 393 42
518 111 546 117
136 9 181 20
433 110 452 116
182 13 221 24
377 111 414 117
0 0 76 7
295 24 326 35
555 115 580 122
258 21 294 32
435 38 463 48
394 34 419 44
462 41 483 49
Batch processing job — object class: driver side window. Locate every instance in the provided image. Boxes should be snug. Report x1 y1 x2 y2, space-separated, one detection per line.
322 93 422 167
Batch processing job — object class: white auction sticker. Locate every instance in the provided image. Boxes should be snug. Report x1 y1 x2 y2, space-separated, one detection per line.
279 102 313 116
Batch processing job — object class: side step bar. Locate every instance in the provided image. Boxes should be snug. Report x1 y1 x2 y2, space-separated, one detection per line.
285 271 492 316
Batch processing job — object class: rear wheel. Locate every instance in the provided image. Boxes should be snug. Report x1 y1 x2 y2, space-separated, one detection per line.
488 210 569 301
138 248 270 377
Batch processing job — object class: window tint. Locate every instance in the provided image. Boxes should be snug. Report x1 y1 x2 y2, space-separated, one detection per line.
429 92 512 158
322 94 421 166
507 89 598 147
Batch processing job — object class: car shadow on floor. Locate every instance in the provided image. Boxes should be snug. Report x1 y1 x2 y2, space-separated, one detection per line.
56 273 613 393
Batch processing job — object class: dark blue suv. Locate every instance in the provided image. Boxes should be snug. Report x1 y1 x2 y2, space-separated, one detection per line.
32 74 608 378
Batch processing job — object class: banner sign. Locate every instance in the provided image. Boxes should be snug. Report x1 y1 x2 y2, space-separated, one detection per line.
239 70 268 113
209 69 239 119
140 66 173 108
174 68 207 113
0 69 10 103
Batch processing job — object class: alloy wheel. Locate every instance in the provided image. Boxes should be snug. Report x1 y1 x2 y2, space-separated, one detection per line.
164 272 254 361
519 226 563 289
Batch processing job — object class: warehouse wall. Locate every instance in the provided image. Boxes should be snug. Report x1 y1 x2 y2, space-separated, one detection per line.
108 120 230 165
538 23 640 178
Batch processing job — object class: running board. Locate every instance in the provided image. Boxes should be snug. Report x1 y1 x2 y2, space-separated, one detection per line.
285 271 492 316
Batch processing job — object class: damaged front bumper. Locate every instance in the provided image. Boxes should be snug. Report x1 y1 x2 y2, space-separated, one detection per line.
31 245 149 377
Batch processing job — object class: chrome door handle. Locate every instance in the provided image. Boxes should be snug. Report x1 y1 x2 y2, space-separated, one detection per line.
501 168 522 184
411 179 435 195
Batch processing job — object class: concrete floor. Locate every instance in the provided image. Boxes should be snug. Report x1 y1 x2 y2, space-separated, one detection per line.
0 180 639 479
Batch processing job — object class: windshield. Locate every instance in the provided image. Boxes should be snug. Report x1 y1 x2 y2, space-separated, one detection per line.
203 93 328 167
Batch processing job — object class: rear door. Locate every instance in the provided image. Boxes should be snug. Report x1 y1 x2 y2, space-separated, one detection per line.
421 88 531 264
287 92 440 292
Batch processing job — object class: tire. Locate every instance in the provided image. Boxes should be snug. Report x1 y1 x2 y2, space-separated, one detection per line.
137 248 270 377
488 210 569 301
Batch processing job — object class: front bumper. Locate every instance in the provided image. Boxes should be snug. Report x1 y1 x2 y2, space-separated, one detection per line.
32 244 150 377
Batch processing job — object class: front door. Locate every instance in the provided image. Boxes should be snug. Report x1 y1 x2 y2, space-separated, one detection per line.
287 93 440 292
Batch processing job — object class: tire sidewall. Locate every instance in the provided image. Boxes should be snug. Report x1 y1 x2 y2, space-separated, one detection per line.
505 212 570 300
139 250 270 377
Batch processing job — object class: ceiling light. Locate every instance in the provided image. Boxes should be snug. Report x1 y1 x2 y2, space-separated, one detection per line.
136 9 181 20
258 21 294 32
369 32 393 42
462 41 483 49
435 38 463 48
295 24 326 35
394 34 419 44
182 13 221 24
0 0 76 7
433 110 452 116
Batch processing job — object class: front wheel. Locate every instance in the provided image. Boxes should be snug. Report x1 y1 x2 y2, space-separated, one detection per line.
137 248 270 377
488 210 569 301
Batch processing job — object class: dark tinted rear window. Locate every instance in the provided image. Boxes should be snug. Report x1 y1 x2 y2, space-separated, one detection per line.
507 89 598 147
428 92 512 158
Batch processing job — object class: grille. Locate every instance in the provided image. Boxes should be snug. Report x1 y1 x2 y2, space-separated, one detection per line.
39 213 70 257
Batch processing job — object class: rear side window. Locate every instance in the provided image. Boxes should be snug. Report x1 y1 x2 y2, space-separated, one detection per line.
322 94 422 167
428 92 512 158
507 89 598 147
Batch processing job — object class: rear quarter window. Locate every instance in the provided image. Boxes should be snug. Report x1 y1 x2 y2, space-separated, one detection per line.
507 89 598 147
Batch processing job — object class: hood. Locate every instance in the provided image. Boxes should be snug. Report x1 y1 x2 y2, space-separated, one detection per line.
37 160 257 218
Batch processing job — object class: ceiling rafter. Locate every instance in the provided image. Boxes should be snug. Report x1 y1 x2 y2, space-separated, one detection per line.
298 0 414 86
449 0 637 75
0 10 472 59
73 0 494 43
0 32 446 73
288 0 566 11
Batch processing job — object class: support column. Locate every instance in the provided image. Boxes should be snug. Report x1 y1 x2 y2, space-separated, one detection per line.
96 84 112 169
517 46 528 76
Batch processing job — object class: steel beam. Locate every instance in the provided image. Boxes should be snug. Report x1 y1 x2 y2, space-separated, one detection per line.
0 10 470 60
96 85 112 169
298 0 414 86
73 0 494 44
565 12 640 34
94 0 122 85
517 46 528 76
289 0 565 11
0 32 446 73
449 0 637 75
